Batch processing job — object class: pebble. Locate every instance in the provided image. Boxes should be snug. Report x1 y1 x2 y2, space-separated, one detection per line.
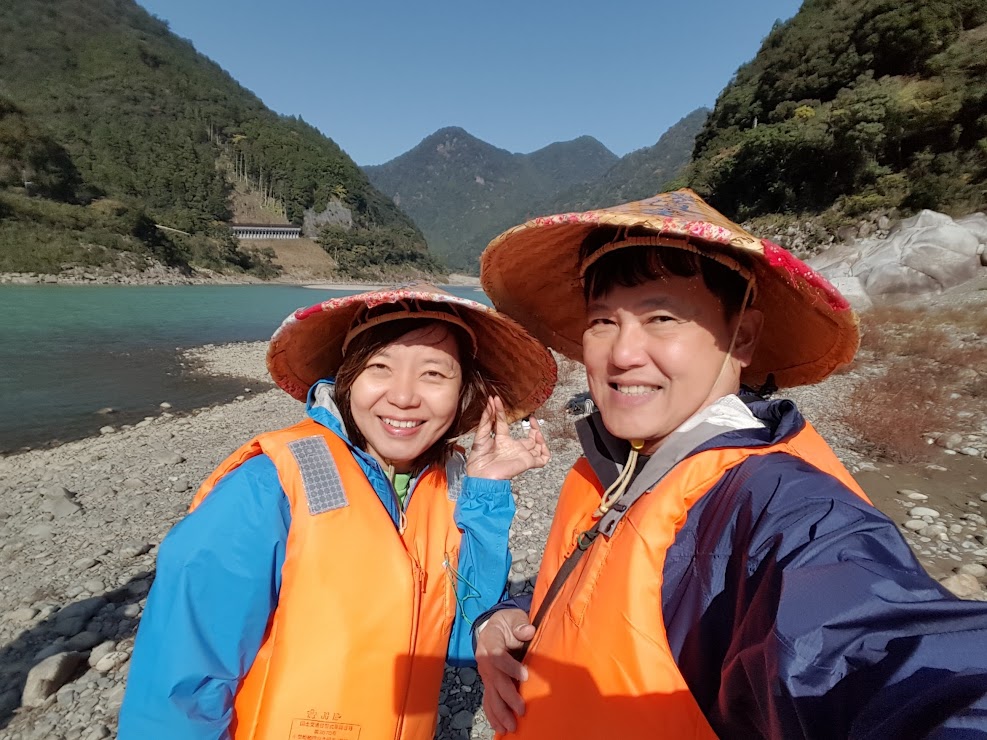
87 642 117 669
900 490 928 501
909 507 940 519
958 563 987 579
940 573 984 598
153 451 185 465
93 651 129 674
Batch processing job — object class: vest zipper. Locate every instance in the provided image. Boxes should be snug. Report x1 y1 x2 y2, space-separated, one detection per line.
394 561 425 739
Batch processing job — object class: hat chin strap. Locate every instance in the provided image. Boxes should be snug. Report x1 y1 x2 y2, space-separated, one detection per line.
593 276 754 519
712 276 755 396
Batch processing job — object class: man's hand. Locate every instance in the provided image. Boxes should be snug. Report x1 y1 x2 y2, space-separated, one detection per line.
475 608 536 734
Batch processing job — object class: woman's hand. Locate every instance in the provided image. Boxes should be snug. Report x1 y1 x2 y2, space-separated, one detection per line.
466 397 550 480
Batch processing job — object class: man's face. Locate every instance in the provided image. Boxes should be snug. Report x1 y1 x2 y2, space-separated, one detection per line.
582 274 759 454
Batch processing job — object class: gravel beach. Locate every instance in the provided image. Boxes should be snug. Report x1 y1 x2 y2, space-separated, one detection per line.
1 340 985 740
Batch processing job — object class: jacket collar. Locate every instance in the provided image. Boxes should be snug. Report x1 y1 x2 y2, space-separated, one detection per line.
576 395 805 494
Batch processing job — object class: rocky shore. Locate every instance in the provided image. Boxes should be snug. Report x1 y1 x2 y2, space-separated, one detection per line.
0 342 985 740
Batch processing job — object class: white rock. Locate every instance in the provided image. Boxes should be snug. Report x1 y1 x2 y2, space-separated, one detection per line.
940 573 984 598
909 507 940 519
900 490 928 501
94 650 128 673
153 450 185 465
904 519 927 531
22 652 85 708
7 606 39 623
87 641 117 669
39 487 82 518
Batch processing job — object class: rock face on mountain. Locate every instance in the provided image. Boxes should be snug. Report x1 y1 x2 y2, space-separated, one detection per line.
809 210 987 303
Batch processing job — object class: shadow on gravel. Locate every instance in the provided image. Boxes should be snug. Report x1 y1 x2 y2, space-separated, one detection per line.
0 572 152 729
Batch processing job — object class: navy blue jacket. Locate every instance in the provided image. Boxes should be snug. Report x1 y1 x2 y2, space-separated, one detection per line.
479 398 987 738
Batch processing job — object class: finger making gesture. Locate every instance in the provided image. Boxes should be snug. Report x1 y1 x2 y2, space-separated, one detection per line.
466 396 550 480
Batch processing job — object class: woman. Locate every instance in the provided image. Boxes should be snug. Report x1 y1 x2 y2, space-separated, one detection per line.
119 282 557 740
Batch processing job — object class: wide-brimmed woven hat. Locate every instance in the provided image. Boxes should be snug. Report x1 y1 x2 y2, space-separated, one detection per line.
267 281 557 430
480 189 859 388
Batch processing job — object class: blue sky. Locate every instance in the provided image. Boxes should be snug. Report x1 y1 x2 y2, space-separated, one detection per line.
137 0 803 166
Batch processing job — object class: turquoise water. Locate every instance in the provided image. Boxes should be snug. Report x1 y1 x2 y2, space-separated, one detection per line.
0 284 489 453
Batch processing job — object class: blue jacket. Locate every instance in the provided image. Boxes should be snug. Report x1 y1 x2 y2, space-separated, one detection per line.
120 380 514 739
479 398 987 738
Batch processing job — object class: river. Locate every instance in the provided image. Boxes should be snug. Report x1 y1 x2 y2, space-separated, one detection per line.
0 284 488 452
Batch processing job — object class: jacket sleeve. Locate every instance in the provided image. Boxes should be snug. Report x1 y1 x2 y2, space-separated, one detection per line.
118 455 290 740
705 455 987 739
446 475 515 666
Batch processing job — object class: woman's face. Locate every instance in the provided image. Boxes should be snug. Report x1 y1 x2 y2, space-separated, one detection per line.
349 323 463 473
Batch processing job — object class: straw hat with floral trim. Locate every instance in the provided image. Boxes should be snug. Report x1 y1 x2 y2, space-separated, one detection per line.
480 189 859 390
267 281 557 434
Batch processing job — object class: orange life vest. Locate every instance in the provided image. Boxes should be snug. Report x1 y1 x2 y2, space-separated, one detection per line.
190 418 463 740
509 422 868 738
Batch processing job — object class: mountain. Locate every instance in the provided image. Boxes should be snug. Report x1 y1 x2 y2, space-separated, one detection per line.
689 0 987 221
0 0 438 279
364 128 617 272
539 108 709 214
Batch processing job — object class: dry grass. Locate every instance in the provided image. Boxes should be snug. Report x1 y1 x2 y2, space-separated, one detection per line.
841 306 987 462
535 401 580 451
840 364 955 463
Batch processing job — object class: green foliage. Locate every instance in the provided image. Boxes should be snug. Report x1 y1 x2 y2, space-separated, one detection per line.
691 0 987 219
318 225 443 281
0 97 82 201
0 0 432 276
364 128 617 273
0 191 276 276
0 191 175 273
540 108 709 214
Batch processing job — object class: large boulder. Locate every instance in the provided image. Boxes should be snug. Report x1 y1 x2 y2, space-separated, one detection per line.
955 212 987 244
828 276 873 311
809 209 983 299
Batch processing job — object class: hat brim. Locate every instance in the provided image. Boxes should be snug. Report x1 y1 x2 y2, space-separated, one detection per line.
267 283 557 429
480 190 859 389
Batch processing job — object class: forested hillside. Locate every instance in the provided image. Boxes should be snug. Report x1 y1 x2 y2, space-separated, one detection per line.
539 108 708 214
364 128 617 272
690 0 987 221
0 0 438 278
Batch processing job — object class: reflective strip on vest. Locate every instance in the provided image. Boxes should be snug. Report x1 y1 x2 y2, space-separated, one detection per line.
286 436 349 514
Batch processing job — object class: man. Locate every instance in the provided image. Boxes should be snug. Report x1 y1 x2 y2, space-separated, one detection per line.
474 190 987 738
